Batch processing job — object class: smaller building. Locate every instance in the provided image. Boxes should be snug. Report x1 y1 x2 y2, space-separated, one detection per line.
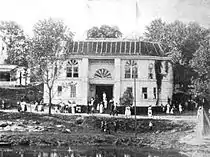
0 64 30 87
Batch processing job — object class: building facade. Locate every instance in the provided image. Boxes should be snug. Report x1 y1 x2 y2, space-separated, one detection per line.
0 64 30 87
44 40 173 107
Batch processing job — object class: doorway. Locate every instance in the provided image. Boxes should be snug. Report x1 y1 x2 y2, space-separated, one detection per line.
95 85 113 103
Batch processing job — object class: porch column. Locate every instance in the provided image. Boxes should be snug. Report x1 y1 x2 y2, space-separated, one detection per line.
114 58 121 104
81 58 89 105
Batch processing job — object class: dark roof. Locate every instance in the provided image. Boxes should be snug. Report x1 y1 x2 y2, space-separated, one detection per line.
67 40 163 56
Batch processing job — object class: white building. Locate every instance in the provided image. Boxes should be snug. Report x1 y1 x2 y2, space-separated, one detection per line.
44 39 173 107
0 64 30 87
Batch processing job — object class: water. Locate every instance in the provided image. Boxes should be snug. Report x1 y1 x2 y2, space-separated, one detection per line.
0 146 186 157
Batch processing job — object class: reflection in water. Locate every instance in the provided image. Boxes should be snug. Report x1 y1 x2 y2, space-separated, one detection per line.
0 147 186 157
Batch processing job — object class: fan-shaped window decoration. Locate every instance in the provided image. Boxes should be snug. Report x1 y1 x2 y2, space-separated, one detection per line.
125 60 138 78
66 59 79 78
94 68 112 79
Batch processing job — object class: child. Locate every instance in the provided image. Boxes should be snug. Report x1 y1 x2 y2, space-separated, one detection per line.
148 105 152 117
125 106 131 118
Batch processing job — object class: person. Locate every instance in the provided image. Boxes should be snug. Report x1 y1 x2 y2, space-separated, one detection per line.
196 106 204 138
87 101 90 114
1 99 5 109
101 121 105 132
96 103 100 113
149 121 153 130
170 105 175 114
102 92 107 110
178 104 183 114
99 102 104 114
113 121 118 132
90 97 95 113
148 105 152 117
166 103 170 114
35 101 39 111
24 101 27 112
20 100 25 112
17 101 21 112
125 106 131 118
71 102 76 114
113 103 118 116
109 98 114 115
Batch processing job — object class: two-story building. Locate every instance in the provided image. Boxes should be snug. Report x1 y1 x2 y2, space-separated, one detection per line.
43 39 173 107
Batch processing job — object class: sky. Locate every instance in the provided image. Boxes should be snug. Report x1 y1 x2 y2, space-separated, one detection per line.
0 0 210 40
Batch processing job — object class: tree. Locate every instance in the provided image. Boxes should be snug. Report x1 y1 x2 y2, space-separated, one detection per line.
30 18 74 115
0 21 30 66
87 25 122 39
190 37 210 102
120 87 133 106
145 19 209 94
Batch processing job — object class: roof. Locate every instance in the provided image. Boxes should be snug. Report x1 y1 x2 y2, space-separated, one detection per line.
0 64 18 72
67 40 164 56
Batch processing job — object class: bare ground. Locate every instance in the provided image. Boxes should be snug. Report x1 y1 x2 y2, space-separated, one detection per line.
0 111 208 156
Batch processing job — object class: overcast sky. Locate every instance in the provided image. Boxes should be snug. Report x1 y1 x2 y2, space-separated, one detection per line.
0 0 210 39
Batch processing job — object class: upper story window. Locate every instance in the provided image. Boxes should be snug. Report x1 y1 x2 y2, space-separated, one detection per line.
148 63 154 79
66 60 79 78
124 60 138 78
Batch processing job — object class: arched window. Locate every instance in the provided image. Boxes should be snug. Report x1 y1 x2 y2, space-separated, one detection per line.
94 68 111 78
66 59 79 78
124 60 138 78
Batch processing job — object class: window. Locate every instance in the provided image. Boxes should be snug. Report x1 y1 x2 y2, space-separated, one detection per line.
148 63 153 79
124 60 138 78
70 85 76 98
57 86 62 96
153 87 156 99
66 60 79 78
142 87 148 99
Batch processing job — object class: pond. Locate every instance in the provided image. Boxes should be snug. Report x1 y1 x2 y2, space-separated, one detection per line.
0 146 187 157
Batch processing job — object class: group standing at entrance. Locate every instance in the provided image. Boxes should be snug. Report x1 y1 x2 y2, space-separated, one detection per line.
87 92 118 116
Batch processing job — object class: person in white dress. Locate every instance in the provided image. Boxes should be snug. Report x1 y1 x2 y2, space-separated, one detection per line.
125 106 131 118
166 103 170 114
99 102 104 114
148 105 152 117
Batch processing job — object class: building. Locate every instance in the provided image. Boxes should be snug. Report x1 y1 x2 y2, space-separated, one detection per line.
0 64 30 87
43 39 173 107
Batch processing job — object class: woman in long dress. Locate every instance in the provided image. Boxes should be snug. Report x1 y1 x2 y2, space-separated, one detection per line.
196 106 204 139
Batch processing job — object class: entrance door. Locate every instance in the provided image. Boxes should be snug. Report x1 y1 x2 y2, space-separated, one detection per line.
95 85 113 103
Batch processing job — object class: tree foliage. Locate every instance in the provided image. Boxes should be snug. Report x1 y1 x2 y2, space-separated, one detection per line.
190 37 210 101
120 87 133 106
87 25 122 39
0 21 30 66
30 18 74 115
145 19 209 93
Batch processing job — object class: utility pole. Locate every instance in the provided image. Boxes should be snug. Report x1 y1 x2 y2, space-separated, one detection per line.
134 74 137 137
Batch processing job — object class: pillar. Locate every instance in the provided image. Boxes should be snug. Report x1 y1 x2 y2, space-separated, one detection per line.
81 58 89 105
114 58 121 104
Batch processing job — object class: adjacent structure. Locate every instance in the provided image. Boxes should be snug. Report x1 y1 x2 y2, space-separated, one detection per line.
0 64 30 87
44 39 173 107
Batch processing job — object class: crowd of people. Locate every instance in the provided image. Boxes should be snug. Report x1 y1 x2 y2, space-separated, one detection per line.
87 92 119 116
